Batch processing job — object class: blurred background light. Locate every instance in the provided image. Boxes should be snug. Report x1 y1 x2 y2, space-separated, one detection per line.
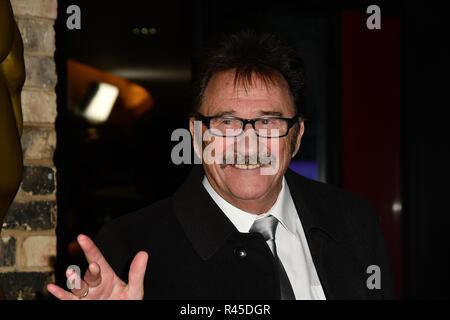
82 82 119 123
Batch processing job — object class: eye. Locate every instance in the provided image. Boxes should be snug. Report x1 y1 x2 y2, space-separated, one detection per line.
261 118 273 125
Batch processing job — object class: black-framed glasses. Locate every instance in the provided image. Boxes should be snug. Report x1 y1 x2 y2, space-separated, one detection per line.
195 112 300 138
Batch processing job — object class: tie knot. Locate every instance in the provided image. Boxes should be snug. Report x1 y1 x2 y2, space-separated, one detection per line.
249 215 279 241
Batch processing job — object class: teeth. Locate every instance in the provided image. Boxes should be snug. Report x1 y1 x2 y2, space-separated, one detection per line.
233 163 261 170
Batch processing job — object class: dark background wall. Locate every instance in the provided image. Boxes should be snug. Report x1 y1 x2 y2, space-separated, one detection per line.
54 0 450 299
402 1 450 299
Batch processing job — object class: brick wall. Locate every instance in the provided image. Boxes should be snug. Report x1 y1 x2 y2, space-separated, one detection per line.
0 0 58 300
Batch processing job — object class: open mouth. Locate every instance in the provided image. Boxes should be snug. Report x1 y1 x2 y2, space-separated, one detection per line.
231 163 262 170
229 162 275 170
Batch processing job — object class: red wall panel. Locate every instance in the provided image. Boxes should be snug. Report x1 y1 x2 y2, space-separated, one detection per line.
341 11 402 298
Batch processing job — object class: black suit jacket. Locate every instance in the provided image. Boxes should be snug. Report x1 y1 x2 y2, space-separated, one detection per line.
94 165 396 299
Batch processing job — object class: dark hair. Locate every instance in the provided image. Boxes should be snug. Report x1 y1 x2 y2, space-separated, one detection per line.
193 30 306 118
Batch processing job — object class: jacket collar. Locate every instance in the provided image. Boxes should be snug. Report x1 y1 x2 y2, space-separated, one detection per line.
172 165 342 261
284 169 342 243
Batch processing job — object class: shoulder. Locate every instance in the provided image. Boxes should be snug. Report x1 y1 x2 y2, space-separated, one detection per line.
286 169 381 237
93 196 178 259
94 197 174 244
287 169 376 211
92 197 177 278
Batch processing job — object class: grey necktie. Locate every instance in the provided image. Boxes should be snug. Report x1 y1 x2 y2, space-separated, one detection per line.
250 215 296 300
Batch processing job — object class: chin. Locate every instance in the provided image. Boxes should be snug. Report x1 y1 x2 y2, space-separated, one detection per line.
224 167 275 201
229 184 270 201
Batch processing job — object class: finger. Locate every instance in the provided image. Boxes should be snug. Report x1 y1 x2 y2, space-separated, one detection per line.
47 284 77 300
70 277 90 298
84 262 102 288
65 266 89 298
77 234 113 274
127 251 148 296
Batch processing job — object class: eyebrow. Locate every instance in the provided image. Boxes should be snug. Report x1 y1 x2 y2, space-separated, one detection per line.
212 110 283 117
259 111 283 116
213 110 237 117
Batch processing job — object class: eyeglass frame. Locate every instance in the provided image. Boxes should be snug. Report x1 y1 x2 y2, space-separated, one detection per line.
194 112 300 138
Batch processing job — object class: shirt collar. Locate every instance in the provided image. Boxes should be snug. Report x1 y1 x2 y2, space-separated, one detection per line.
202 176 257 233
202 176 297 235
266 178 298 235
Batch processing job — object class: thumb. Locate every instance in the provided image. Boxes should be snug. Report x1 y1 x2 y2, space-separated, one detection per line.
127 251 148 297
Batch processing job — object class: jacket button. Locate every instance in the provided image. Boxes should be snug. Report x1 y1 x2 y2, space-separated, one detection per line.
234 247 247 259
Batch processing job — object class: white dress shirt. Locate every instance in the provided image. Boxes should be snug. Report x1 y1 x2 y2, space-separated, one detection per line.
202 176 326 300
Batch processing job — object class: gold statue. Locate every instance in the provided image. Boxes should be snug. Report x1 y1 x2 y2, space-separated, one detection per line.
0 0 26 299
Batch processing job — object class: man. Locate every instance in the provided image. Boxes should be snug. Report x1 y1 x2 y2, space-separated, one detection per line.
48 30 395 300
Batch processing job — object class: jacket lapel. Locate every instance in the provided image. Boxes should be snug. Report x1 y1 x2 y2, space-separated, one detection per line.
285 169 357 299
172 165 237 261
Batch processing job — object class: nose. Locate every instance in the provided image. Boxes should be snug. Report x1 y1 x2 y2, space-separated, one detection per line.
243 122 256 134
236 122 258 157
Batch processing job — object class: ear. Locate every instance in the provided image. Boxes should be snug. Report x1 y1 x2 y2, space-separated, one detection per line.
190 117 203 160
291 119 305 158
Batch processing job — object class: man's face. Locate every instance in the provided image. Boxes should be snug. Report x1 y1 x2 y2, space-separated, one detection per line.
190 69 304 211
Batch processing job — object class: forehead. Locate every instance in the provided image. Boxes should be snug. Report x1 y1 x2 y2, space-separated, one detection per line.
200 69 294 116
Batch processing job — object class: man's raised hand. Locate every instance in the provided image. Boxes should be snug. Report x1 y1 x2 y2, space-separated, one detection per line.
47 234 148 300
